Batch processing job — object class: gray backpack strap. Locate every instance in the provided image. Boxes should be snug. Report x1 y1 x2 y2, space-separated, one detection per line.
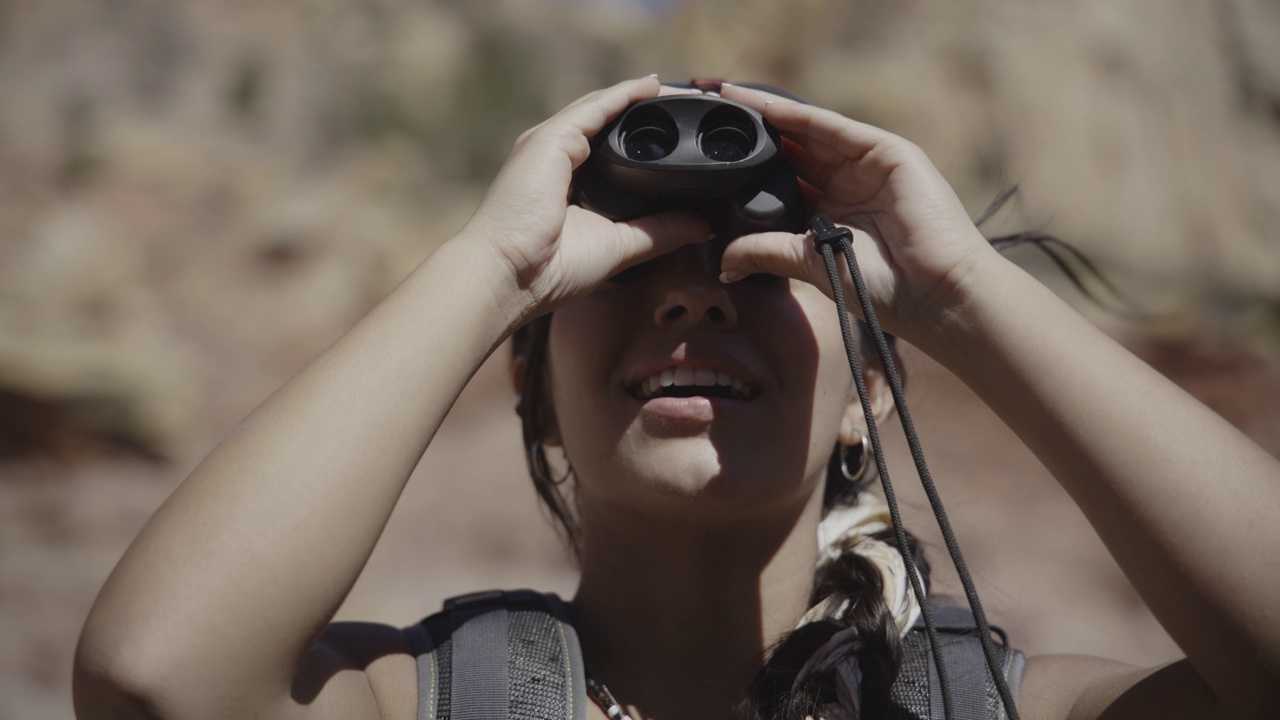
891 604 1025 720
405 622 439 720
409 589 587 720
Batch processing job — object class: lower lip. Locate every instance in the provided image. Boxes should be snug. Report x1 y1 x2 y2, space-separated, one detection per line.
637 395 745 427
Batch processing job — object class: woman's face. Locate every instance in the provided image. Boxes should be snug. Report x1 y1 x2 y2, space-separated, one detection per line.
545 240 866 525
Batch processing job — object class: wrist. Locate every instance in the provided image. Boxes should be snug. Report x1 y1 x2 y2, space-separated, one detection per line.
904 244 1024 365
908 241 1106 394
415 231 540 347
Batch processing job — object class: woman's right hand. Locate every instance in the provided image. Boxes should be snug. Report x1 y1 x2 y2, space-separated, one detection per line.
461 77 711 325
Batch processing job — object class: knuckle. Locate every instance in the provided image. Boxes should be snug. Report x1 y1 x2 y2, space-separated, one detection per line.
553 129 592 165
514 126 537 147
892 139 928 163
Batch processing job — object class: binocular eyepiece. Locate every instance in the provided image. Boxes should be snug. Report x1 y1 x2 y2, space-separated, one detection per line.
620 102 756 163
573 95 806 238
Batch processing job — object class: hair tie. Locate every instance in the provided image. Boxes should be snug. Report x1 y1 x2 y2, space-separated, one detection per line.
804 492 923 637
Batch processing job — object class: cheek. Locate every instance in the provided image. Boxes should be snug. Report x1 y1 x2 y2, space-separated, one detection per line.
544 303 626 452
546 294 625 381
790 287 859 438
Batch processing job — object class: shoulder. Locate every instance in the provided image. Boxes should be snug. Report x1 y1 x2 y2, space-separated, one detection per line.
306 590 577 720
1018 654 1217 720
291 621 418 720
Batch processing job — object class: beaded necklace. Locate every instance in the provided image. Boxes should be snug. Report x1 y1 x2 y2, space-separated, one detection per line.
586 676 636 720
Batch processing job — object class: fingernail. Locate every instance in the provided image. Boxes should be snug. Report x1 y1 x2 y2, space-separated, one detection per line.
764 100 775 107
646 73 659 78
719 269 745 284
720 81 735 88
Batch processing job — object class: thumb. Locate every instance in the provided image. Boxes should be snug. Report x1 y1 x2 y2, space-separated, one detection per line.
719 231 825 286
612 210 714 263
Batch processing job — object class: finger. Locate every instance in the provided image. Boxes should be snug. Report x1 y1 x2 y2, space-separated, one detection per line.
611 209 714 263
717 231 822 288
657 85 705 97
722 85 896 203
783 132 886 209
561 74 660 111
798 177 824 213
516 77 662 173
718 83 800 110
774 138 832 213
780 136 837 191
549 76 661 141
720 83 901 165
762 102 905 168
717 84 852 163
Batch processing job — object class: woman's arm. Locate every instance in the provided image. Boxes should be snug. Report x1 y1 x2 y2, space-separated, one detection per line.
717 83 1280 718
73 235 521 720
923 252 1280 718
73 76 709 720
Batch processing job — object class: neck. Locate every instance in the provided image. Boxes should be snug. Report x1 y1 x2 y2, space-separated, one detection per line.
572 491 824 720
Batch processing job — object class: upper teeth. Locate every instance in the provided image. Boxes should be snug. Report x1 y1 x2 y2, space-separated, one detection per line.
636 367 754 400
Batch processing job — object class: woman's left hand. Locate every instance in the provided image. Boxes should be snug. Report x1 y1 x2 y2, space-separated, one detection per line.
716 84 1000 344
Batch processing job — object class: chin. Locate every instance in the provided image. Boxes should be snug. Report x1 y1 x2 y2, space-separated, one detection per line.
613 439 811 519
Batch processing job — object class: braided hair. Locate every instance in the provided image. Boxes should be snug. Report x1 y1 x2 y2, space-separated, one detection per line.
511 315 928 720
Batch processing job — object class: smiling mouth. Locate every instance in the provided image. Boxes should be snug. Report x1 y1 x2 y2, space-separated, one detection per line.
632 367 757 401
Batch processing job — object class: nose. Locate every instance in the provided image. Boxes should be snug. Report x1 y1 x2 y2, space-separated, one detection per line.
652 243 738 330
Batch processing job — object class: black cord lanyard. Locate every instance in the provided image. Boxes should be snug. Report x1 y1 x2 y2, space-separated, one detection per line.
809 214 1021 720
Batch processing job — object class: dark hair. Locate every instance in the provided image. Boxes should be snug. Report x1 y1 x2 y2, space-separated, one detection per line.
512 313 582 551
511 315 928 720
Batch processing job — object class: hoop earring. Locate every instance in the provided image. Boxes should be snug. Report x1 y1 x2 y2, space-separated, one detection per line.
840 431 873 484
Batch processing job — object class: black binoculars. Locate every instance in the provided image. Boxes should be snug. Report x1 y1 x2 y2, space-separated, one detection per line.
573 95 806 238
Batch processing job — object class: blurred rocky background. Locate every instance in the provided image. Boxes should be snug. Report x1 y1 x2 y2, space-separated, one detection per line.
2 0 1280 717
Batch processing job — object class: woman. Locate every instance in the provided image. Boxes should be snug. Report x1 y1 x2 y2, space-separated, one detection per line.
73 77 1280 719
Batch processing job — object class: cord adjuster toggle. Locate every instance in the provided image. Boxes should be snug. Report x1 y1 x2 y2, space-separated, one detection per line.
809 213 852 252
